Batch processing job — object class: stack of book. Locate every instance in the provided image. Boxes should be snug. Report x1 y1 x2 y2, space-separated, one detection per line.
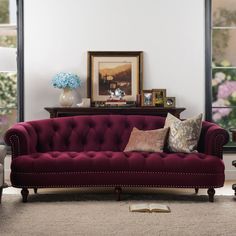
105 99 127 106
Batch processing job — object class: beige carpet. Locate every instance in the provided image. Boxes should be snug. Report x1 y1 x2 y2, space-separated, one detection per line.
0 191 236 236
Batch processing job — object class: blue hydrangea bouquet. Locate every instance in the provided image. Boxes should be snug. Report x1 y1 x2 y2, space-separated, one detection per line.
52 72 81 89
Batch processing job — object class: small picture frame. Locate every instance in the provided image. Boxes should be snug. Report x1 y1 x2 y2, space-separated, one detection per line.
164 97 176 108
141 90 153 106
152 89 166 107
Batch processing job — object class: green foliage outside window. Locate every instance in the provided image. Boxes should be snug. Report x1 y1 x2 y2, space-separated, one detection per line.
0 0 16 48
0 73 17 115
0 35 16 48
0 0 17 142
0 0 9 24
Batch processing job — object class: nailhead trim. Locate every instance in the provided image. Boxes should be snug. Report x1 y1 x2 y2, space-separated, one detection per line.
13 171 223 175
12 184 222 188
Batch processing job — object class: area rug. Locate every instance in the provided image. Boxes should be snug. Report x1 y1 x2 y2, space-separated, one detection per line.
0 191 236 236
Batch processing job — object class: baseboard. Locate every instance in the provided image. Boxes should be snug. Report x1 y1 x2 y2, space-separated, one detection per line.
225 170 236 180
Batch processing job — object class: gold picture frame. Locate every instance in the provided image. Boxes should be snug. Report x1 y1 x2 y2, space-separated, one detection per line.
141 90 153 106
87 51 143 105
164 97 176 108
152 89 166 107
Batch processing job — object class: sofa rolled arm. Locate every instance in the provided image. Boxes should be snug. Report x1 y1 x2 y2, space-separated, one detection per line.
202 121 229 159
4 123 37 158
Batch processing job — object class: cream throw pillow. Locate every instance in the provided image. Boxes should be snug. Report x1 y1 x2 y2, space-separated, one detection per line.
124 127 169 152
164 113 203 153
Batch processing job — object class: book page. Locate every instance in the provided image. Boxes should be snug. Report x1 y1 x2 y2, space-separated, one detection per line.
149 204 170 212
129 204 150 212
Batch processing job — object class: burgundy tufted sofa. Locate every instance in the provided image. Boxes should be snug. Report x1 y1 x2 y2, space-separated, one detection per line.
4 115 229 202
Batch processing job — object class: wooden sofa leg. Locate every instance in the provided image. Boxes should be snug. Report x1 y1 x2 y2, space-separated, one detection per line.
207 188 215 202
21 188 29 203
0 186 3 204
34 188 38 194
232 184 236 196
115 187 122 201
195 188 199 194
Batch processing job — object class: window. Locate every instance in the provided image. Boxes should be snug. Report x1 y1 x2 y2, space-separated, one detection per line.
207 0 236 150
0 0 17 143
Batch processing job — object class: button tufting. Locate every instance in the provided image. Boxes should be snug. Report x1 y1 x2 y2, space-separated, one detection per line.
12 151 224 174
116 138 121 145
160 153 167 158
88 121 95 128
88 153 95 158
142 154 147 158
70 122 76 129
81 137 87 146
53 127 58 132
144 123 149 129
125 122 130 129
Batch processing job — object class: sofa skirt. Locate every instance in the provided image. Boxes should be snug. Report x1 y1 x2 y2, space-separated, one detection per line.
11 171 224 189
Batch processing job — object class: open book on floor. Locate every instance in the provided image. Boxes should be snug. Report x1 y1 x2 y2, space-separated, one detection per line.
129 203 170 213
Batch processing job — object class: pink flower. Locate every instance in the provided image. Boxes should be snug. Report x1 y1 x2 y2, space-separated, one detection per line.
212 108 232 121
217 81 236 99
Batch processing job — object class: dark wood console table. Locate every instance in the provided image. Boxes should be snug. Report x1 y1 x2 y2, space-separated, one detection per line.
44 107 185 118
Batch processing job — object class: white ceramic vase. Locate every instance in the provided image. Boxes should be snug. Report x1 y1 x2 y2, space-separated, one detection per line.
59 88 75 107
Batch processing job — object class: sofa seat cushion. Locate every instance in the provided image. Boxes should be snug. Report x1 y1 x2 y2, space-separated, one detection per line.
11 151 224 174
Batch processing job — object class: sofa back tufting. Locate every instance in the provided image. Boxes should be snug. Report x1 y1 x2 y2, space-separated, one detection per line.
20 115 166 153
4 115 229 159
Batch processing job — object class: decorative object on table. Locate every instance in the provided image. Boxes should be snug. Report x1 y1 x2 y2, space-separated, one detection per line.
52 72 81 107
164 97 176 108
94 101 106 107
141 90 153 106
77 98 91 108
164 113 203 153
105 88 127 106
152 89 166 107
87 51 143 105
109 88 126 100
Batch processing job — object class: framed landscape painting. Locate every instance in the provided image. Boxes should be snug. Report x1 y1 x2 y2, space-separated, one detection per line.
87 51 143 104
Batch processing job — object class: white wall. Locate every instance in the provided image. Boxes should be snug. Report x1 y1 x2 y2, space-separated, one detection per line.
24 0 205 120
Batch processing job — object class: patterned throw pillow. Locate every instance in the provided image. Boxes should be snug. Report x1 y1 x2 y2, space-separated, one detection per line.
164 113 203 153
124 127 169 152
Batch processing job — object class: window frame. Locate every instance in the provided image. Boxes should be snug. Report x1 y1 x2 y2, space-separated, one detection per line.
205 0 236 152
16 0 24 122
0 0 24 122
205 0 212 122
